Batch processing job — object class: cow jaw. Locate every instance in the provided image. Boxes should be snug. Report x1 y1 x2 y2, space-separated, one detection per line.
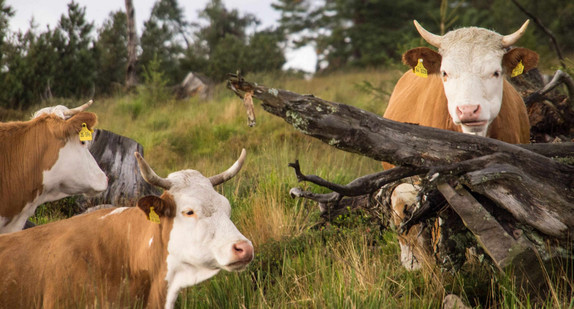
43 139 108 199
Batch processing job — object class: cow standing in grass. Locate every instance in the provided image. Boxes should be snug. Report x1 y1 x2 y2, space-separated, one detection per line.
0 149 253 308
383 20 538 270
0 101 108 234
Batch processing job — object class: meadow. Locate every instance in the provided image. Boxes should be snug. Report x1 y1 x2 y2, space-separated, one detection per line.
28 68 573 308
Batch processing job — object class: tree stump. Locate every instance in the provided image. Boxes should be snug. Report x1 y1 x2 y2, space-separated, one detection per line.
74 129 161 212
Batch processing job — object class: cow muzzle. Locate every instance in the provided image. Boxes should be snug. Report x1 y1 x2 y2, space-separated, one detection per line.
456 104 485 125
224 240 254 271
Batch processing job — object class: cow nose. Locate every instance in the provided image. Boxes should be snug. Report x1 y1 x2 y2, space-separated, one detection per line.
232 240 254 263
456 104 481 122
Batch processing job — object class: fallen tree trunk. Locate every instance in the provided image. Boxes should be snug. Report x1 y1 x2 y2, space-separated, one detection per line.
227 74 574 272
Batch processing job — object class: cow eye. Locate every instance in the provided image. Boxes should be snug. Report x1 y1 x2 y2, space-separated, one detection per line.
442 71 448 78
182 209 195 217
493 71 501 78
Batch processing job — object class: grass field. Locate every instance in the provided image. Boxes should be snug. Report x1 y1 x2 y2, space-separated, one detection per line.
28 68 574 308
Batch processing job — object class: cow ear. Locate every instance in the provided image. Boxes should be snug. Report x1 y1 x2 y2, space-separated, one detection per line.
402 47 442 74
137 195 176 220
64 112 98 137
502 47 539 76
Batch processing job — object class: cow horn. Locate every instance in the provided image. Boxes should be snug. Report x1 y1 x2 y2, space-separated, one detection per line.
134 152 173 190
209 149 247 186
64 100 93 117
413 20 442 48
501 20 530 47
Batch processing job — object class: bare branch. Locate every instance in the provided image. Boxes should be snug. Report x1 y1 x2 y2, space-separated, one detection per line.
510 0 566 68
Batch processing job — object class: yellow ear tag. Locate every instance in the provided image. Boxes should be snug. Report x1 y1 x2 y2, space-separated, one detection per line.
414 59 428 78
148 207 161 224
511 60 524 77
79 123 93 141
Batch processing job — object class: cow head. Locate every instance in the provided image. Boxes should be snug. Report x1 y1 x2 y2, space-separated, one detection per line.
42 112 109 199
35 101 108 201
402 20 538 136
134 149 253 287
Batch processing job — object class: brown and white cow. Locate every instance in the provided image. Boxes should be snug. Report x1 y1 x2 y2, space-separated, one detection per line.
383 21 538 270
0 149 253 309
0 101 108 234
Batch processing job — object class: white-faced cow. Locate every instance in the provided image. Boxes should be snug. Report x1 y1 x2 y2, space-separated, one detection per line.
0 101 108 234
0 149 254 309
383 21 538 270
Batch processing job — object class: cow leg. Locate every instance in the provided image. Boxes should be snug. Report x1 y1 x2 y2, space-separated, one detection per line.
390 183 434 271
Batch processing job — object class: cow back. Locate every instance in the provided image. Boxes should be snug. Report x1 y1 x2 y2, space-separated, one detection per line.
0 206 171 308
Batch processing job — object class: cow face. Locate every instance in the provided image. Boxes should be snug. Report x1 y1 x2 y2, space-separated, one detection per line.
134 150 253 290
403 20 538 136
42 112 108 200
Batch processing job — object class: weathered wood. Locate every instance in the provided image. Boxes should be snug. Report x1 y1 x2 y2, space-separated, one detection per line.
437 182 547 292
437 183 533 269
74 129 161 212
227 75 574 241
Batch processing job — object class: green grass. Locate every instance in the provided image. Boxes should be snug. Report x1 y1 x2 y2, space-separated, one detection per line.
27 68 573 308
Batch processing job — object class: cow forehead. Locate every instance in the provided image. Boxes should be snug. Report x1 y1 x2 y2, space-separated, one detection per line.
439 27 504 60
32 105 70 119
167 170 229 216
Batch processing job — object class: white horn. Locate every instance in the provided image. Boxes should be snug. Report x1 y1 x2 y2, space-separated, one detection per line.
134 152 173 190
64 100 93 117
413 20 442 48
209 149 247 186
501 20 530 47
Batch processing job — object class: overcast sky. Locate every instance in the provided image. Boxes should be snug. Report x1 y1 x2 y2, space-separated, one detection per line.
6 0 316 72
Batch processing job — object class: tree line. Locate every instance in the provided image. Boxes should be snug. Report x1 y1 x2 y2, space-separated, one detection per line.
0 0 572 110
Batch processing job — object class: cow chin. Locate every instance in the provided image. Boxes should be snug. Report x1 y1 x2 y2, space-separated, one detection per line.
222 260 251 272
461 123 488 136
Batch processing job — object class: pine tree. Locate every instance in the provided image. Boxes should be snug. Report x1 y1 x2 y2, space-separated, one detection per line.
95 11 128 95
50 1 96 98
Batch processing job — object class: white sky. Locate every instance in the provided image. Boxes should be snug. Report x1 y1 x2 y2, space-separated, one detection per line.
6 0 316 72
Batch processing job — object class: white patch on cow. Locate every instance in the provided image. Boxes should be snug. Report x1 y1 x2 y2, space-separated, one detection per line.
399 241 422 271
164 266 220 309
391 183 422 271
439 28 506 136
0 202 38 234
148 237 154 248
99 207 129 220
43 139 108 200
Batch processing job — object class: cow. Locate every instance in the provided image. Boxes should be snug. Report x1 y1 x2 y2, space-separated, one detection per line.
0 149 254 308
0 101 108 234
383 20 538 270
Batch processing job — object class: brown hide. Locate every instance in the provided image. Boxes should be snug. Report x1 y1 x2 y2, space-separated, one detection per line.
0 112 97 218
0 192 176 308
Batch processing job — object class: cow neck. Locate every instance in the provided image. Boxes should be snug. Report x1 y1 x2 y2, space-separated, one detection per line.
122 192 175 307
0 116 63 218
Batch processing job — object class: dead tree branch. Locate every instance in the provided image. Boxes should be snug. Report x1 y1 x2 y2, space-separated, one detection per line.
227 74 574 240
510 0 565 68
